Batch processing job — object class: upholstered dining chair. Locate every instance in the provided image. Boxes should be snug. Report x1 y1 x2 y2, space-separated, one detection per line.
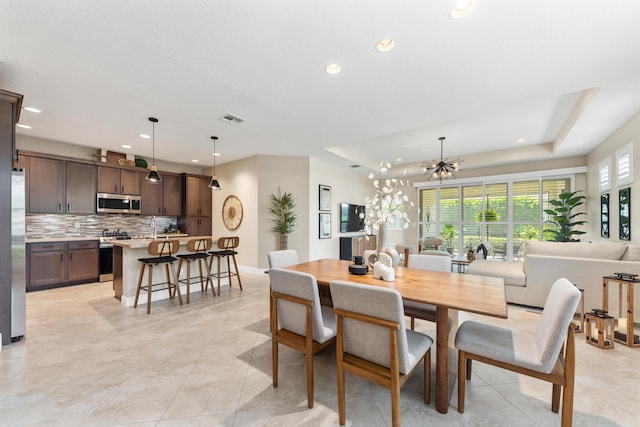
267 249 299 269
455 278 581 427
403 253 452 330
269 268 337 409
330 280 433 427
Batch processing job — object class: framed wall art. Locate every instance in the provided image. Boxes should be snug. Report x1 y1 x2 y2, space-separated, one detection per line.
319 184 331 211
319 213 331 239
601 193 609 238
619 187 631 240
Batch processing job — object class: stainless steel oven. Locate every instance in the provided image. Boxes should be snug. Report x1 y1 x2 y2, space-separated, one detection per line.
97 193 141 214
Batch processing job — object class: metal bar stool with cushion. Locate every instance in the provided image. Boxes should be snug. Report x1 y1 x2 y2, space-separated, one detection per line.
175 237 212 303
403 253 451 330
207 236 242 295
455 278 581 427
269 268 337 409
330 280 433 427
134 239 182 314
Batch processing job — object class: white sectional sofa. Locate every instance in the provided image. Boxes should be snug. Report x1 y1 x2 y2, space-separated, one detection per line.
466 240 640 312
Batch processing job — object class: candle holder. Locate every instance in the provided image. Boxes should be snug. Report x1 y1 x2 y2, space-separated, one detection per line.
585 309 614 349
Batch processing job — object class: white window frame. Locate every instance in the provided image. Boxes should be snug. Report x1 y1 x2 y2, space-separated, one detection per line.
599 156 611 192
616 143 634 187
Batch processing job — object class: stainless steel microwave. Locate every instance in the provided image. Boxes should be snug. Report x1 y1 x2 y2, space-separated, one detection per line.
96 193 141 214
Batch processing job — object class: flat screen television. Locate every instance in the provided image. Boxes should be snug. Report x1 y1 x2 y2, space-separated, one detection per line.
340 203 366 233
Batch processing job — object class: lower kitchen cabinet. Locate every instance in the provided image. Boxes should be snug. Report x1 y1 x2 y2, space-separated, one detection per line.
27 240 99 291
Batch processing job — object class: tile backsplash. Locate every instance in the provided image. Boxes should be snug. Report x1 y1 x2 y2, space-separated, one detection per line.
26 214 180 238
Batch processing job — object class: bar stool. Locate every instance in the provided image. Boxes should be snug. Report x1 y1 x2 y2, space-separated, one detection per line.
207 236 242 295
134 239 182 314
175 237 213 303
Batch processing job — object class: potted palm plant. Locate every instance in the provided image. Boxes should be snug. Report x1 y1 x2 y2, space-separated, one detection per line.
440 224 458 254
544 190 587 242
268 189 297 250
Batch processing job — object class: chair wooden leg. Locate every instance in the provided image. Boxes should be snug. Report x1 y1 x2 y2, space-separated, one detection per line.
164 264 172 300
390 329 400 427
466 358 472 380
306 349 314 408
134 263 145 308
552 384 561 413
184 260 191 304
197 259 205 291
175 259 184 299
410 316 415 331
232 254 242 290
561 327 576 427
458 350 466 413
146 265 153 314
217 256 222 296
424 349 431 405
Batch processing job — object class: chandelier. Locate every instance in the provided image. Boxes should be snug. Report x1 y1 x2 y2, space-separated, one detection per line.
421 136 462 181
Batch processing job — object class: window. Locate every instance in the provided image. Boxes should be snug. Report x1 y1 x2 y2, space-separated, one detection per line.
599 156 611 192
616 143 633 186
418 176 573 261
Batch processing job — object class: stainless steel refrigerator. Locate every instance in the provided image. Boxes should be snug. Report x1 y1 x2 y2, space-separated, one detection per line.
11 168 25 340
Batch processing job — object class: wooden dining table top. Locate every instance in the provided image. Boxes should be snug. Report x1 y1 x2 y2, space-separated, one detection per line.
284 258 508 319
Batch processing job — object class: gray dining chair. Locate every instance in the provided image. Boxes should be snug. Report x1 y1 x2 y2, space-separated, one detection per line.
269 268 337 409
330 280 433 427
455 278 581 427
267 249 299 268
404 253 452 330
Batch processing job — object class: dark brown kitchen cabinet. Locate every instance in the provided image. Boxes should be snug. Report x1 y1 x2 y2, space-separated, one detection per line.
26 156 96 214
97 165 141 195
141 172 182 216
27 240 99 291
178 174 211 235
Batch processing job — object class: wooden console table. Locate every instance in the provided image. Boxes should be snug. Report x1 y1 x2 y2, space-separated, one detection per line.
602 274 640 347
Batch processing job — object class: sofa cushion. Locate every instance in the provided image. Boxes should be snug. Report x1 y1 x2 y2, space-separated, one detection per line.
467 260 526 287
622 244 640 261
524 241 627 272
419 249 451 257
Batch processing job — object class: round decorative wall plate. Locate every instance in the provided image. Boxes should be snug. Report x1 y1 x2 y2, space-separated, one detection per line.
222 195 243 230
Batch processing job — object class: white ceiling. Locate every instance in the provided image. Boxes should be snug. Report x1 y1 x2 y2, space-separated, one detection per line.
2 1 640 176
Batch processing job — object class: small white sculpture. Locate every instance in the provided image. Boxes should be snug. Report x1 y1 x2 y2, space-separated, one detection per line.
373 252 395 282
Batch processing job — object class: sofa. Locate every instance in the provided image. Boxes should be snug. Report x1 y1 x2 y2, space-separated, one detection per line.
466 240 640 312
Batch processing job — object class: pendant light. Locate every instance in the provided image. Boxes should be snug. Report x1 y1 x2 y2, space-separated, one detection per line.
421 136 463 181
145 117 161 183
209 136 221 190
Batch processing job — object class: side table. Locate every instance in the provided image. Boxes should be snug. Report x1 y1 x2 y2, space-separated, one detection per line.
602 274 640 347
451 255 472 273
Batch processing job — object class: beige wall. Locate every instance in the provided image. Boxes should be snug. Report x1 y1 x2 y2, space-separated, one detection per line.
586 111 640 243
309 158 371 261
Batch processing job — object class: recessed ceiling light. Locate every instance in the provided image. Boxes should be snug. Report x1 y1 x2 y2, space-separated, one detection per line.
121 144 132 149
516 138 526 144
23 106 42 113
395 157 403 163
450 0 474 19
191 159 199 163
212 152 221 157
325 63 342 75
17 123 31 129
376 39 395 53
139 133 150 139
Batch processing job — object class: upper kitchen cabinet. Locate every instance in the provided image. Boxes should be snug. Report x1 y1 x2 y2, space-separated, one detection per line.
26 155 96 214
178 173 212 235
97 165 142 195
183 174 212 217
141 171 182 216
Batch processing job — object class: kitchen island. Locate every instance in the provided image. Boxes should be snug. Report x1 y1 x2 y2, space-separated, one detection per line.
112 236 224 307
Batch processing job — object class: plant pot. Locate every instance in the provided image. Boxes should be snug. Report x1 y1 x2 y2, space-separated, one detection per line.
279 234 288 250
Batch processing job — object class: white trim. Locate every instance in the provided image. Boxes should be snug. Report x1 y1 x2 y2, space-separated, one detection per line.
599 156 611 192
412 166 586 188
616 143 633 187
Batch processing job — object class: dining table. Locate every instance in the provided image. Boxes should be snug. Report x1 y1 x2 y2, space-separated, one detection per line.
284 258 507 414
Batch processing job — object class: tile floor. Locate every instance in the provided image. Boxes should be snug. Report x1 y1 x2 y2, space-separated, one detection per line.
1 272 637 426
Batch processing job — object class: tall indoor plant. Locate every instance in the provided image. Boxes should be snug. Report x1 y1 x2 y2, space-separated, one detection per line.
544 190 587 242
268 189 297 250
